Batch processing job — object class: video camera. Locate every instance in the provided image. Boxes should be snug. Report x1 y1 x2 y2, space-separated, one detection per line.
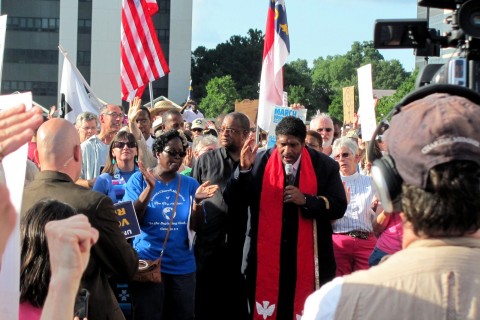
373 0 480 92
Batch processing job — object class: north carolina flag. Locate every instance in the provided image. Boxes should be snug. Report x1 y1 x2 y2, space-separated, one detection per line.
257 0 290 131
121 0 169 101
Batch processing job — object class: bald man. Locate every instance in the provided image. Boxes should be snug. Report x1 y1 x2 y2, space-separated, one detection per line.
22 118 137 320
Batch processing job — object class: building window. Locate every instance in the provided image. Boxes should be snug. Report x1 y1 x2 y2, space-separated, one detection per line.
156 28 169 41
4 49 58 64
7 16 60 32
78 19 92 34
158 0 170 12
2 80 57 97
77 51 91 66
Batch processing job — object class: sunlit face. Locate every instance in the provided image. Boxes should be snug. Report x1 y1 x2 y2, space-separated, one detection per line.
112 139 138 165
305 134 322 152
157 137 185 173
135 110 152 140
77 119 98 142
101 105 124 134
276 134 304 164
310 117 334 148
163 114 184 131
219 116 248 152
333 146 358 176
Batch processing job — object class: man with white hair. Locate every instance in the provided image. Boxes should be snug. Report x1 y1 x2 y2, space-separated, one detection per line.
310 113 334 157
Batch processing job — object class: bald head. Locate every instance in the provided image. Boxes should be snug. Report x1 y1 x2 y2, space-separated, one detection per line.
37 119 81 179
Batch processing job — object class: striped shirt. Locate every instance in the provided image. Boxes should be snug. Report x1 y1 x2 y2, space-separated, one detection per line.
332 172 375 233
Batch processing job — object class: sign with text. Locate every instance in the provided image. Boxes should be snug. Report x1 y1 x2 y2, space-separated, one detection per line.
267 106 307 148
342 86 355 125
114 201 141 239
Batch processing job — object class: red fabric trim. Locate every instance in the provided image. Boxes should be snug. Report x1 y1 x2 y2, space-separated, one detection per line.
255 147 317 319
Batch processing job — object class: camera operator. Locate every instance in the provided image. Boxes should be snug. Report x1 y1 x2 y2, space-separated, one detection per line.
303 86 480 319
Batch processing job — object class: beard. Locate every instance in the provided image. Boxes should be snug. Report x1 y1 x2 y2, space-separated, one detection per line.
323 136 333 148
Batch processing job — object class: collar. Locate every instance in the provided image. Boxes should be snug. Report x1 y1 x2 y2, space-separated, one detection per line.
341 171 360 181
36 170 74 183
408 237 480 250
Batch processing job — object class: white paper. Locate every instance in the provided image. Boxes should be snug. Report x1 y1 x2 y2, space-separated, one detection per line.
357 64 377 142
0 92 32 320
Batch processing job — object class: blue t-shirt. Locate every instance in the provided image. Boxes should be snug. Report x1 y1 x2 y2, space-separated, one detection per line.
92 168 138 203
123 172 199 275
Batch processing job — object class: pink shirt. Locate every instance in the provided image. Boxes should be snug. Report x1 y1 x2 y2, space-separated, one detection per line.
19 301 42 320
376 212 403 254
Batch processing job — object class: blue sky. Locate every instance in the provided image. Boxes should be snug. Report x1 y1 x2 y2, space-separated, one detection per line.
192 0 418 71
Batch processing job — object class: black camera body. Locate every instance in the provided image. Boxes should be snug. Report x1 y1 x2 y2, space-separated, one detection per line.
373 0 480 92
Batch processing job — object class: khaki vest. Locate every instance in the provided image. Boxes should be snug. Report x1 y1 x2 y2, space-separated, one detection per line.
335 238 480 320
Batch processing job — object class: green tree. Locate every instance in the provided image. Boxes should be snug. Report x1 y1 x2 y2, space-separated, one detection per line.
191 29 263 103
375 69 418 121
310 41 410 121
199 75 239 117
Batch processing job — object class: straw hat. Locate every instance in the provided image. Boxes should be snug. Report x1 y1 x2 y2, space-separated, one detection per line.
149 100 178 117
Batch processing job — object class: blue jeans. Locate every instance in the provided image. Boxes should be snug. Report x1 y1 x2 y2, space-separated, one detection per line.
131 272 195 320
368 246 389 267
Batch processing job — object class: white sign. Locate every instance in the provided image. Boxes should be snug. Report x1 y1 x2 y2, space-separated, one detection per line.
0 92 32 320
357 64 377 142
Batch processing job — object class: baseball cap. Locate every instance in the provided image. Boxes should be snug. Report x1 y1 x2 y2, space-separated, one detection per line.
385 92 480 189
191 118 207 130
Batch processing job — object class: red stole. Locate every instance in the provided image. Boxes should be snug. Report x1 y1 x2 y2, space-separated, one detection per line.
255 147 317 319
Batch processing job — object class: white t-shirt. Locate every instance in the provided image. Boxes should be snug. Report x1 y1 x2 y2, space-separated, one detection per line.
182 108 204 123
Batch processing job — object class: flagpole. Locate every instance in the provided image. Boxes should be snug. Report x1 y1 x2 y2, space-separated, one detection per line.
149 81 154 108
58 45 104 107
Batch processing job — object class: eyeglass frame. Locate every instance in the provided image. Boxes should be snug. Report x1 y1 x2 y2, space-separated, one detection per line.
315 127 333 133
333 152 352 161
104 112 125 119
219 127 247 135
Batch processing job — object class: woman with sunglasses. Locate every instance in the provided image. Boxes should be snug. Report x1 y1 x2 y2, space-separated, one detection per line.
123 129 218 320
93 131 139 203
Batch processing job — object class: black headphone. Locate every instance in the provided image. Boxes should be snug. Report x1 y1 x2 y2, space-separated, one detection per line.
368 84 480 213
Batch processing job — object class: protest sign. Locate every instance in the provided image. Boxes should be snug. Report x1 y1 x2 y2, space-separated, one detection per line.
266 106 307 148
114 201 141 239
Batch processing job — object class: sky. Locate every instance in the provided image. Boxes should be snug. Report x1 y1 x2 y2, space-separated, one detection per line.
192 0 418 72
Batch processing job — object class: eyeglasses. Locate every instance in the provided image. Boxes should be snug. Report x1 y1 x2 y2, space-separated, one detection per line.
104 112 124 119
316 128 333 133
219 127 244 135
334 152 351 160
113 141 137 149
163 148 186 158
191 128 203 132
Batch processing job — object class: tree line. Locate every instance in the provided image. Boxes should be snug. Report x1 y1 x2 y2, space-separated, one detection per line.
191 28 417 121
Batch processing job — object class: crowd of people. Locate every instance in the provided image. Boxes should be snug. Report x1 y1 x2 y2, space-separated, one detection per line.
1 83 480 320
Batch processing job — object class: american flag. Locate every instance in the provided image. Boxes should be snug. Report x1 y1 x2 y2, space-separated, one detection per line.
121 0 170 101
257 0 290 131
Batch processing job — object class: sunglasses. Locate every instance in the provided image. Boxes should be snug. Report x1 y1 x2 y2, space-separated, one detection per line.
113 141 137 149
334 152 351 160
316 128 333 133
163 148 187 158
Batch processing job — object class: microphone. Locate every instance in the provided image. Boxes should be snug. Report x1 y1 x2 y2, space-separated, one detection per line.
285 163 294 186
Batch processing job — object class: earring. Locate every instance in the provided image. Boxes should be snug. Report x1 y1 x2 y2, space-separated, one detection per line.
134 155 138 163
112 158 116 165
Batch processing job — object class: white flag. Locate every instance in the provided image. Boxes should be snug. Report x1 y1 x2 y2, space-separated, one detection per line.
59 56 102 123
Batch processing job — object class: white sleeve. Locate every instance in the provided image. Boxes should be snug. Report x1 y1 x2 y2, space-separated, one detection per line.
302 277 344 320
